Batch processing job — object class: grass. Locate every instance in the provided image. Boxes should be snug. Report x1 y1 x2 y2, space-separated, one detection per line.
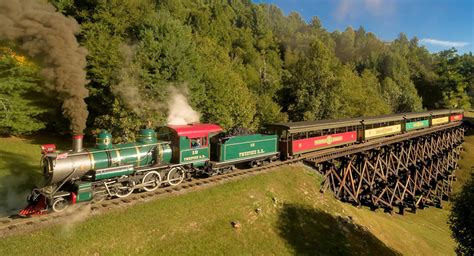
0 135 69 215
0 125 472 255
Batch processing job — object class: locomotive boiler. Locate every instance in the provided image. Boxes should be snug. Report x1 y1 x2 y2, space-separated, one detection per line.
21 129 173 214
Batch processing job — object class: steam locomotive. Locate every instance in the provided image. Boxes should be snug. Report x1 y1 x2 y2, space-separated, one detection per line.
20 109 464 215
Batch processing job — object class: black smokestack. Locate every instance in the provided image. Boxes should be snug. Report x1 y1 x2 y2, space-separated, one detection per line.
0 0 89 134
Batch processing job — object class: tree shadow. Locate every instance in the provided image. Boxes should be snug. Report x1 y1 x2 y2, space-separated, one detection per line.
464 115 474 134
449 173 474 255
0 149 43 216
277 204 401 255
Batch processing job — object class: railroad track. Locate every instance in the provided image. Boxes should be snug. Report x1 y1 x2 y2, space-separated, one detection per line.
0 122 464 237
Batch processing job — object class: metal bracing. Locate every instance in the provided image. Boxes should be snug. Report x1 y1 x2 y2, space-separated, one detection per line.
315 127 464 213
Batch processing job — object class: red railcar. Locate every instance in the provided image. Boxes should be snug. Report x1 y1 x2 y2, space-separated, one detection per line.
266 118 362 159
449 109 464 122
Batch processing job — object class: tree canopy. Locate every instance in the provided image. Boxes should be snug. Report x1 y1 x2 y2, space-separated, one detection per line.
0 0 472 138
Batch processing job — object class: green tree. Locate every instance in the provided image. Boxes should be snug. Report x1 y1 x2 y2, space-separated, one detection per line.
337 68 390 117
283 40 341 121
23 0 472 138
377 50 423 112
435 49 472 109
0 50 46 135
196 38 256 129
334 27 356 63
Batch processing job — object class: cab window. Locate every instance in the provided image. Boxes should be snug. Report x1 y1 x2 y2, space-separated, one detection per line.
190 137 207 148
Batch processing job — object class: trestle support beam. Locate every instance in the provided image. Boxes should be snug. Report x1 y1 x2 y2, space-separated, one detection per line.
315 128 464 213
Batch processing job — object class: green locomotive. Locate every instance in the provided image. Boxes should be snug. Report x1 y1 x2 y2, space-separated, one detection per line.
22 124 279 215
26 129 174 213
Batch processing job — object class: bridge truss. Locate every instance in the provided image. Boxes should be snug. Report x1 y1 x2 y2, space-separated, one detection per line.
305 126 465 213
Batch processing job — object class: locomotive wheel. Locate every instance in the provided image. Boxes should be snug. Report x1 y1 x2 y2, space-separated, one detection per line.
92 191 107 203
115 180 135 198
52 197 68 212
249 161 257 168
167 167 185 186
142 171 162 192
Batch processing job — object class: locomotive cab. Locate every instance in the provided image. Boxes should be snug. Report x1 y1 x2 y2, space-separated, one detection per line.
161 124 223 167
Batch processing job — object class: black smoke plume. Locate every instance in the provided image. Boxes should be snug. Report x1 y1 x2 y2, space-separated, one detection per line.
0 0 89 134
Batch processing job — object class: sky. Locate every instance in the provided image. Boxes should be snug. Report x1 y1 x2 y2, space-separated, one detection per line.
255 0 473 54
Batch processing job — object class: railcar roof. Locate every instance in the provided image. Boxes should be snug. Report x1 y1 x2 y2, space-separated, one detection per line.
166 123 223 138
450 108 464 113
430 109 451 115
266 117 362 133
361 113 405 125
404 111 431 119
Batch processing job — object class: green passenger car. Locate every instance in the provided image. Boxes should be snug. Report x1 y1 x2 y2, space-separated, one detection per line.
211 134 278 163
405 120 429 131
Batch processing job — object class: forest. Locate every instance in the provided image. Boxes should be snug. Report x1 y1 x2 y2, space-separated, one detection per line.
0 0 473 141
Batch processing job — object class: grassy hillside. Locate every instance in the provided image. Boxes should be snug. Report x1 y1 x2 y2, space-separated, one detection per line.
0 126 472 255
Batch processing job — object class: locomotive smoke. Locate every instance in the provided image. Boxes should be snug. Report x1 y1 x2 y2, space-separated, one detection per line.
113 44 165 117
113 45 199 126
0 0 89 134
0 170 32 216
61 203 91 235
167 87 200 125
114 45 142 114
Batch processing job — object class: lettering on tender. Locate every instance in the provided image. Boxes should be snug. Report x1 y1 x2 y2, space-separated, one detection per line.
239 149 265 157
183 155 206 161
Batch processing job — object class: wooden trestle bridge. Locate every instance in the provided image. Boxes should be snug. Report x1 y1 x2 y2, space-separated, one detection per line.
303 122 465 213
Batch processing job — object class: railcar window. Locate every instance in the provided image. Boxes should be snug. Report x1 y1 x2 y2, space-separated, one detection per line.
292 133 301 140
322 129 327 136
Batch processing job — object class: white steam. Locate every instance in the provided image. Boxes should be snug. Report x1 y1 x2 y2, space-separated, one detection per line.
167 87 200 125
61 203 91 236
